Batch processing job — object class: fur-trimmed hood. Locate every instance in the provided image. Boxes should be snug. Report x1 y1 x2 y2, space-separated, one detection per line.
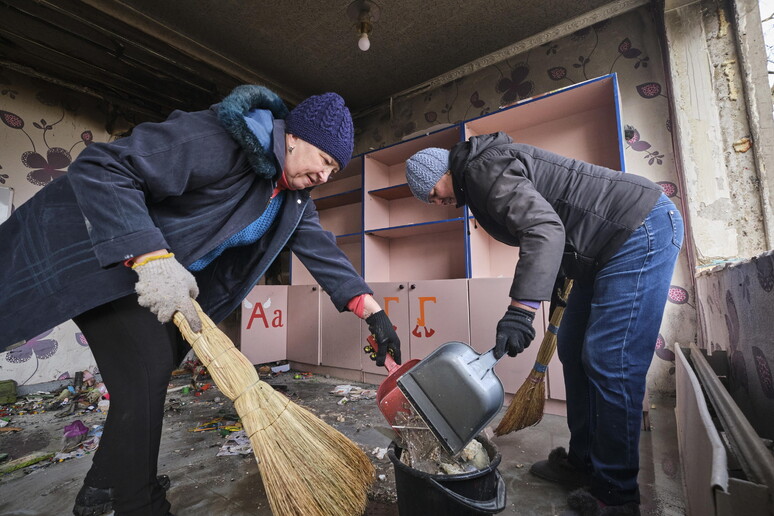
217 85 289 179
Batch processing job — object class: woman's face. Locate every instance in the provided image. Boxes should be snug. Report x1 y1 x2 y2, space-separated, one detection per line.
427 172 456 206
284 134 339 190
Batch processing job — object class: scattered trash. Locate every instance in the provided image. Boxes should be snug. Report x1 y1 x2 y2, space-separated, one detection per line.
216 430 253 456
337 397 349 405
349 389 376 401
372 447 388 460
191 417 241 433
330 385 376 401
332 385 355 396
271 363 290 373
62 420 89 452
0 452 55 474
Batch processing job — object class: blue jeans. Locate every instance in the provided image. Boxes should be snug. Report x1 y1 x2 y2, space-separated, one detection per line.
557 194 683 505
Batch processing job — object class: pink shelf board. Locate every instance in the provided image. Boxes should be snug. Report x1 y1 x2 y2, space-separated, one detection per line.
368 183 412 200
365 218 465 239
366 126 461 166
313 188 362 210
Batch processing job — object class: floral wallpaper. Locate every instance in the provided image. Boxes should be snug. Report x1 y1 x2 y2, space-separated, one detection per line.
695 250 774 440
0 68 122 385
355 6 693 393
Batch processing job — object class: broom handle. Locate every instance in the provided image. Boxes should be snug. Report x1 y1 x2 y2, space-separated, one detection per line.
366 335 400 373
534 278 574 366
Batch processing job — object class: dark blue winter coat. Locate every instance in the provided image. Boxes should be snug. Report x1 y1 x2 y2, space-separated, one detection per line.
0 86 370 351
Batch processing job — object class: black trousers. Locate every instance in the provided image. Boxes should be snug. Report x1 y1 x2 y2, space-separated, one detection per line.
73 293 189 516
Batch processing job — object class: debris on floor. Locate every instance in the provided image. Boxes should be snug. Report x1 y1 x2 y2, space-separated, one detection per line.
216 430 253 456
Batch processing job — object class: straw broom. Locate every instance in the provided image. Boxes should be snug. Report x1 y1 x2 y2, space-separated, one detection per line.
173 300 374 516
494 278 573 436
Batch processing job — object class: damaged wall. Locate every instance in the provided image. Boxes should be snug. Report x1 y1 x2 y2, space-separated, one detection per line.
664 0 773 263
663 0 774 438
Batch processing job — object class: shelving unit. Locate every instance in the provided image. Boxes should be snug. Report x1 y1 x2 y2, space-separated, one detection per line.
363 125 464 282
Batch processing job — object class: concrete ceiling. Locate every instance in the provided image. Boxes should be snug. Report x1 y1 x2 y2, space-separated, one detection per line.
0 0 616 118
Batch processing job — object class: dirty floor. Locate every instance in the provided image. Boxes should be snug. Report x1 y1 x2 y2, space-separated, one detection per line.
0 370 685 515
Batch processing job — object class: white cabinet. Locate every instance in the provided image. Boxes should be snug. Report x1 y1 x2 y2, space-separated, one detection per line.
468 278 547 395
286 285 320 365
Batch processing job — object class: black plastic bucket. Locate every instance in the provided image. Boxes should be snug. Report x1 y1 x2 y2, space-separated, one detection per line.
387 436 506 515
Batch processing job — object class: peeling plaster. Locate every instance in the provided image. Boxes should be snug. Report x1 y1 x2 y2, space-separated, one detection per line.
698 198 733 218
733 136 752 152
717 6 729 38
720 59 739 100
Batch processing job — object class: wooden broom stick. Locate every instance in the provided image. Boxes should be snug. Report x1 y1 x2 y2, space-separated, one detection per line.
494 278 573 436
174 300 373 516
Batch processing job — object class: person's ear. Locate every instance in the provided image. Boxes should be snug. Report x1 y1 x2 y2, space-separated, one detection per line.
286 133 300 148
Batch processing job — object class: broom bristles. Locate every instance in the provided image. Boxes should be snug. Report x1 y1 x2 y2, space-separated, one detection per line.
174 302 374 516
494 370 547 435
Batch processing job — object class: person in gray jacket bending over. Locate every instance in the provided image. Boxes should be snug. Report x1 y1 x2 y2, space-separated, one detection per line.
0 86 401 516
405 132 683 516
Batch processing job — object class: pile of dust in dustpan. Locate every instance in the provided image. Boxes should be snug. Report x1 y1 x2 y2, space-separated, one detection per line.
395 411 490 475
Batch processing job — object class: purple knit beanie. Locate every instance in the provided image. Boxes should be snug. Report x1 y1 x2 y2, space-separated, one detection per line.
285 92 354 169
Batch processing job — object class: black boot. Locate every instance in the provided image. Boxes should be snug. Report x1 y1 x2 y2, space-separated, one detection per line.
72 475 171 516
529 447 592 489
563 489 641 516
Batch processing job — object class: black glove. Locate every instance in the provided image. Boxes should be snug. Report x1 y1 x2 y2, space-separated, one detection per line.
366 310 402 367
494 306 536 359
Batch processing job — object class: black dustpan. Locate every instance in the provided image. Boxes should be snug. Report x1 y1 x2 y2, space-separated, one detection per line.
397 341 504 455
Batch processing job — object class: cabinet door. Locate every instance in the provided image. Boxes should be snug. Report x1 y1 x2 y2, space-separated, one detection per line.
407 279 470 360
468 278 547 395
320 296 362 370
286 285 320 365
240 285 288 365
361 282 411 375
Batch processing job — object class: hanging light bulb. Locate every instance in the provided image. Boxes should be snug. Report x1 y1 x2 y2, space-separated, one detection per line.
347 0 380 52
358 31 371 51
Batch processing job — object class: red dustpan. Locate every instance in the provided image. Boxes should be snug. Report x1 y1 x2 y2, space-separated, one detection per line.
365 336 420 428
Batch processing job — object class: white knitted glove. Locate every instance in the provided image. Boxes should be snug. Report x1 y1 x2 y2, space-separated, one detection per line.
133 253 202 332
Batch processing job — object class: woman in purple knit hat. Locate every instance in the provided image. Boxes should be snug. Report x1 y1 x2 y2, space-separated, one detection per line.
0 85 401 516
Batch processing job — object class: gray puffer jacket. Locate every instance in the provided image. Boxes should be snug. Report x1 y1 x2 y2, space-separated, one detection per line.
449 132 661 301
